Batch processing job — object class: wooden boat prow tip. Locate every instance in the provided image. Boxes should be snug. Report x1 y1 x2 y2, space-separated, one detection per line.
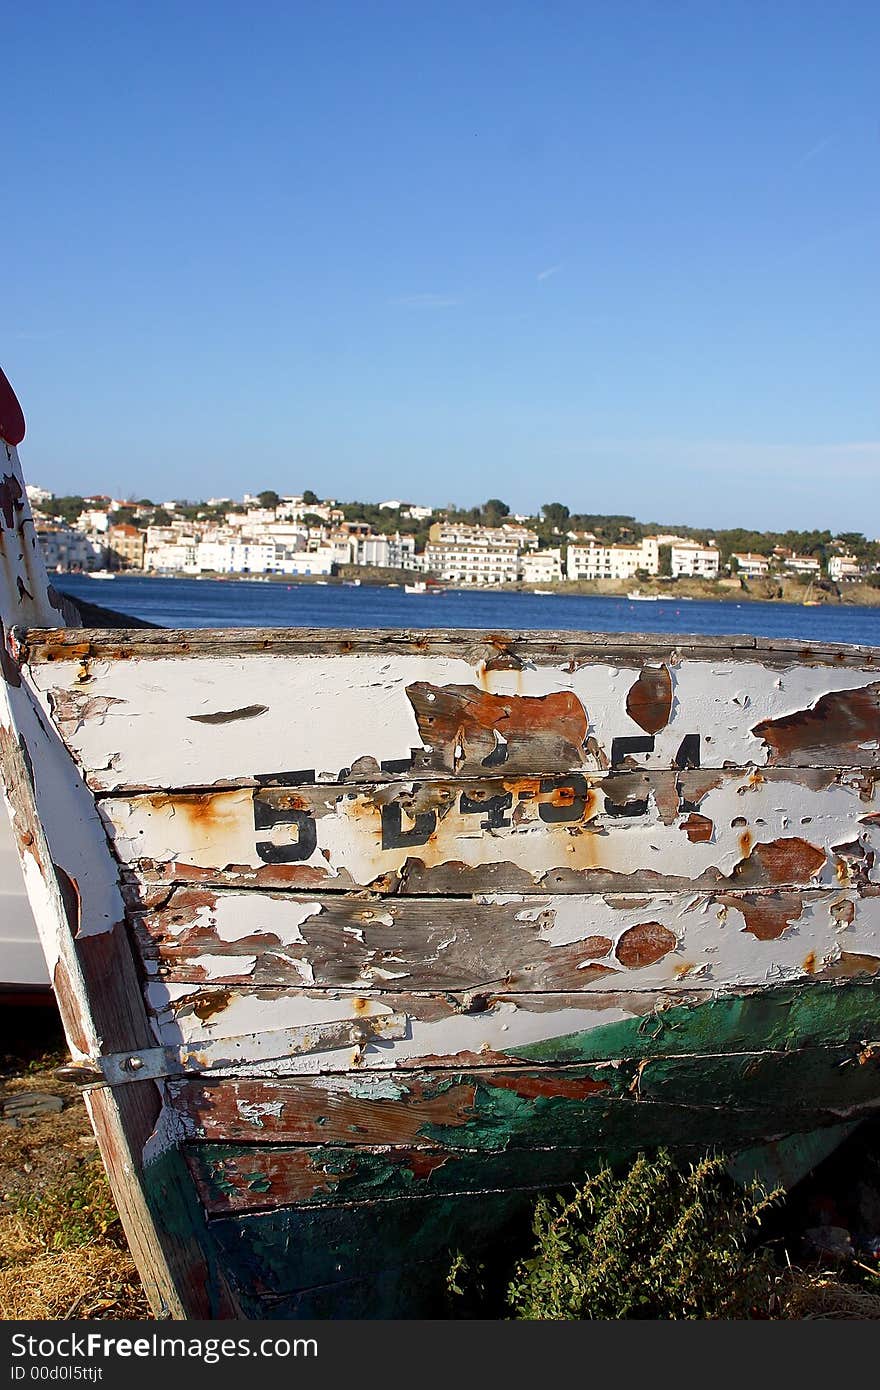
1 365 880 1318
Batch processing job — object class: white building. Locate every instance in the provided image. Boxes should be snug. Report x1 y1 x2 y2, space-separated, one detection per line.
829 554 862 582
670 542 720 578
275 497 340 524
146 537 199 572
567 536 659 581
731 552 770 578
26 484 53 508
783 554 821 575
521 549 563 584
76 507 111 534
225 508 278 531
276 548 335 576
429 522 539 551
36 525 105 571
195 540 279 574
353 533 417 569
424 540 520 586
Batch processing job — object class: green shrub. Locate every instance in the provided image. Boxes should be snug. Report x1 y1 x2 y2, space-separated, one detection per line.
506 1149 781 1320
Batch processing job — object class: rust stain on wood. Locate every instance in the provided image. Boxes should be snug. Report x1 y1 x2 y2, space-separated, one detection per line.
191 988 233 1024
730 837 827 886
819 951 880 979
406 682 588 771
625 665 673 735
614 921 677 968
681 813 714 843
717 890 804 941
752 684 880 765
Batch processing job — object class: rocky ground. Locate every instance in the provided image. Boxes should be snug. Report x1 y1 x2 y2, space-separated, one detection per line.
1 1002 879 1320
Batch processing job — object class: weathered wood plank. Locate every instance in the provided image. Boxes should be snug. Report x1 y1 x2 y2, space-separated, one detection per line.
21 625 880 663
135 885 880 993
207 1187 536 1317
171 1035 880 1155
102 766 879 894
25 644 880 796
148 977 880 1076
185 1072 873 1214
185 1042 880 1213
0 597 238 1318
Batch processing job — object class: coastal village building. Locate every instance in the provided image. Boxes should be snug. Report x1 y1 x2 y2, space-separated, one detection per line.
274 497 343 524
76 507 112 534
107 523 146 570
521 548 563 584
428 521 539 551
379 501 434 520
276 548 336 576
26 484 53 508
829 554 862 582
782 554 821 575
353 533 418 569
36 524 105 572
731 552 771 578
566 536 660 581
424 540 520 586
670 542 721 578
146 537 200 573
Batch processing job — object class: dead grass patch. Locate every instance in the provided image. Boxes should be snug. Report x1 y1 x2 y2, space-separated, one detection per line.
1 1044 151 1320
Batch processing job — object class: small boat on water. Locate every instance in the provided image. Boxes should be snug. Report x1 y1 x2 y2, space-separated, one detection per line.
1 364 879 1319
85 569 115 580
404 580 427 593
627 588 660 601
803 581 821 607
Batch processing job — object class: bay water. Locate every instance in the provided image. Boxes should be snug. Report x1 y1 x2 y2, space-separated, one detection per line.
56 573 880 645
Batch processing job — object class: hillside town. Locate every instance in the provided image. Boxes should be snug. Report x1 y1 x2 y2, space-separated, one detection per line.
24 483 879 590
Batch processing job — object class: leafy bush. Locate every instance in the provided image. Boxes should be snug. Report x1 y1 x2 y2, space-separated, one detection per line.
506 1149 781 1320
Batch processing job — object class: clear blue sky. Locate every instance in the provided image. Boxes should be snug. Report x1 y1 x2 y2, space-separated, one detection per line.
3 1 878 532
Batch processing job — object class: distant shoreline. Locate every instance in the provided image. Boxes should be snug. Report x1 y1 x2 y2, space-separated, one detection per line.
61 570 880 608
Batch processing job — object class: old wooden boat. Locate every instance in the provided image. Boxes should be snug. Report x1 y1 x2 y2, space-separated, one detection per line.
1 365 879 1318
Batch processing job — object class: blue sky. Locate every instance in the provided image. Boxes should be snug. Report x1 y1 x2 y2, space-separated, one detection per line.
3 1 878 531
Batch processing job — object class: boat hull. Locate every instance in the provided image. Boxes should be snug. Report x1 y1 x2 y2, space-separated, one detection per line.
0 364 878 1316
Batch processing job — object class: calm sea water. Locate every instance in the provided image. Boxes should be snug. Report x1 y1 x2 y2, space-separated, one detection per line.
57 573 880 645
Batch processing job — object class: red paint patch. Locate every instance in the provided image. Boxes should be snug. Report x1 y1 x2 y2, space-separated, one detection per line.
625 665 673 735
718 891 804 941
752 684 880 765
681 813 713 843
0 367 25 446
487 1073 608 1101
731 837 826 887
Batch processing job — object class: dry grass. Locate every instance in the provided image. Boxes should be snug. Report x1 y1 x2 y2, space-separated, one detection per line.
0 1241 149 1320
777 1269 880 1320
0 1031 151 1320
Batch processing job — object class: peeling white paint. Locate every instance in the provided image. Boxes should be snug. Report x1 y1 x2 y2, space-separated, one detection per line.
235 1099 285 1127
